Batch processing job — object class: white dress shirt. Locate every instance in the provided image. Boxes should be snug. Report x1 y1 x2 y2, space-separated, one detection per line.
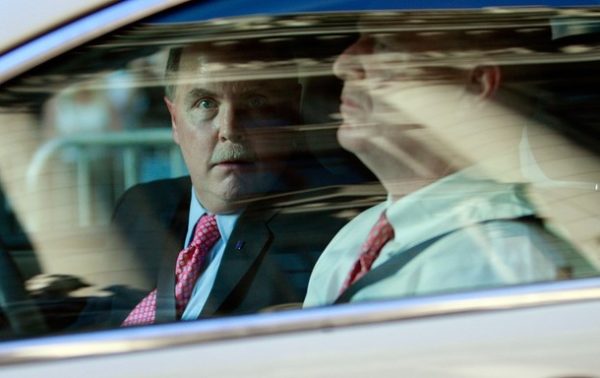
304 170 571 307
181 189 240 320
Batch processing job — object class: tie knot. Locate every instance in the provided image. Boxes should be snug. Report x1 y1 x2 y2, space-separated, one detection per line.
122 213 221 326
190 214 219 247
339 211 395 295
370 212 394 242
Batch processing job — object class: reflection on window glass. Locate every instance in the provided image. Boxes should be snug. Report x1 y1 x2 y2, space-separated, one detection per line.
304 13 600 306
0 7 598 338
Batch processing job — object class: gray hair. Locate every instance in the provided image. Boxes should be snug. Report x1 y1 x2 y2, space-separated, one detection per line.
164 47 183 100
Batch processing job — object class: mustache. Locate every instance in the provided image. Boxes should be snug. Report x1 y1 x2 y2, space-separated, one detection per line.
210 143 256 164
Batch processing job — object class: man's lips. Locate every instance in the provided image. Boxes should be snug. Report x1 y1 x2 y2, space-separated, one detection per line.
339 93 372 124
340 96 361 109
213 159 253 167
340 89 371 114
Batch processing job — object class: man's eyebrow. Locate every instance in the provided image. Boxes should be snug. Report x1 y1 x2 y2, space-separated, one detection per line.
184 88 218 102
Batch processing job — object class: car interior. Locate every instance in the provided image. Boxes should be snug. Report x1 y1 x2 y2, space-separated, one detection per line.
0 7 598 340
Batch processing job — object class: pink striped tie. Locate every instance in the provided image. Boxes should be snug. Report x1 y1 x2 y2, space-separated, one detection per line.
122 214 220 326
339 212 394 295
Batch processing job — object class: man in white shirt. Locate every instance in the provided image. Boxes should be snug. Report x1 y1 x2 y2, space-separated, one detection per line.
304 25 591 307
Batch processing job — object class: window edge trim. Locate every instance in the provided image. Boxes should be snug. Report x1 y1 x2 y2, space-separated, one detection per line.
0 277 598 366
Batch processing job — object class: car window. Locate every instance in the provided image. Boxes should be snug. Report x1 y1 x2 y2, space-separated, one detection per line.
0 5 598 339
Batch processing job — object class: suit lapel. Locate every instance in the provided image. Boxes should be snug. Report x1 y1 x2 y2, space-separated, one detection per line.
155 179 190 323
200 208 275 317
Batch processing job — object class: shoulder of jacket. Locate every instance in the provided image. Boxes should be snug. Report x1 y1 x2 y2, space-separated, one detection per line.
244 182 386 212
113 176 191 218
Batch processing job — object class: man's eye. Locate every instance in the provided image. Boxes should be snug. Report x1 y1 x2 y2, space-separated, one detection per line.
196 98 218 110
247 95 268 109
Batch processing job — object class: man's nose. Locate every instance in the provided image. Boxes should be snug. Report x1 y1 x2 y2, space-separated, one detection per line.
217 102 245 143
333 35 373 81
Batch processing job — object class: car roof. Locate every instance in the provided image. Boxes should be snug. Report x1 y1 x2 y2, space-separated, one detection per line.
1 0 597 85
2 0 596 51
150 0 600 24
0 0 116 54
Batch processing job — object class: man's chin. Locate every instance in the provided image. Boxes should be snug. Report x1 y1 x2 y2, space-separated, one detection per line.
219 174 276 200
337 120 378 153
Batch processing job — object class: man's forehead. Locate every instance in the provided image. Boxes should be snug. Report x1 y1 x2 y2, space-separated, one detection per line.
180 79 284 96
179 45 241 72
174 70 297 91
175 58 297 95
176 43 297 83
179 42 284 68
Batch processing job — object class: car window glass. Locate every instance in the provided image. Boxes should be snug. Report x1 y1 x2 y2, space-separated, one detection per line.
0 7 598 339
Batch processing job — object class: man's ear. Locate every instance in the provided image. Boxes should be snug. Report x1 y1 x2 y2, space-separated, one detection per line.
164 96 181 145
470 65 501 99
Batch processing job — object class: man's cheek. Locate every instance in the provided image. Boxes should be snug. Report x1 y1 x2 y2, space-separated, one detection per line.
255 102 298 123
269 127 298 155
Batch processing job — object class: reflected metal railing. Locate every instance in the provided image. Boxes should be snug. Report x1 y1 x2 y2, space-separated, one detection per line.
26 129 186 226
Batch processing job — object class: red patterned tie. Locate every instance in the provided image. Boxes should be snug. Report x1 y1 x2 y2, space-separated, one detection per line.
339 212 394 295
122 214 220 326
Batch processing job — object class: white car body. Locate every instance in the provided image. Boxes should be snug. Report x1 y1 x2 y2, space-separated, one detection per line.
0 1 599 377
0 0 115 53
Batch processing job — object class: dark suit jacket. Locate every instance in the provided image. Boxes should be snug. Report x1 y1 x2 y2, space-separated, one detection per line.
110 176 351 323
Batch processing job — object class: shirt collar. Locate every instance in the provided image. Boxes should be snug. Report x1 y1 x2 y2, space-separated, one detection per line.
187 188 240 246
384 169 535 252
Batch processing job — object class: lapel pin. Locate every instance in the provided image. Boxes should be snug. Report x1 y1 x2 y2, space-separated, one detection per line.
235 240 245 251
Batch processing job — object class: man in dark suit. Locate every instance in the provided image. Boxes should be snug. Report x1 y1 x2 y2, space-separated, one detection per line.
109 40 351 325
